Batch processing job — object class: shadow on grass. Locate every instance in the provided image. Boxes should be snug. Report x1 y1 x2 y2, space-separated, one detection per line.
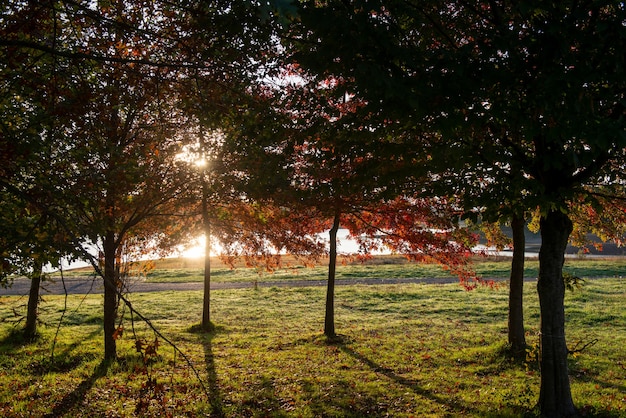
337 339 480 416
43 359 110 418
35 328 103 376
488 342 535 370
0 327 38 347
0 326 101 376
190 323 226 417
569 359 626 400
192 324 286 417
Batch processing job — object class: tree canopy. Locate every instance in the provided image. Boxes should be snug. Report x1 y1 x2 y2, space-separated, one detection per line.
1 1 624 415
277 1 626 414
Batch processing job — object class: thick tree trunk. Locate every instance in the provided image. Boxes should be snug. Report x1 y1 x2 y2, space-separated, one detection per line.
537 210 577 417
324 211 340 339
201 178 212 331
103 231 118 360
24 261 43 340
508 214 526 355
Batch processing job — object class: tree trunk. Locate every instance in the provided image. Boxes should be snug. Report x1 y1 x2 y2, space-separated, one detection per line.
24 261 43 340
508 214 526 356
324 211 340 339
537 210 577 417
201 177 212 331
103 230 118 360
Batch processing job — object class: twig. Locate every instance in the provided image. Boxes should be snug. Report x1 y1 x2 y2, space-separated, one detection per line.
49 268 97 363
568 338 599 355
85 253 210 397
50 266 69 362
114 287 211 396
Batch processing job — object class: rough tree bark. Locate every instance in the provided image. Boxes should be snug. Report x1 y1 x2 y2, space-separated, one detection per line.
508 214 527 356
537 210 577 417
24 261 43 340
103 230 118 360
324 211 341 339
201 175 212 331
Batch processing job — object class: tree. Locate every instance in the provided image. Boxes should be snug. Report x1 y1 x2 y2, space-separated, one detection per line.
0 192 74 339
440 5 626 413
481 189 625 360
175 0 297 331
223 67 482 340
507 215 527 355
279 1 626 414
178 130 230 332
55 67 189 360
478 215 528 356
0 4 83 340
2 0 281 358
1 0 204 359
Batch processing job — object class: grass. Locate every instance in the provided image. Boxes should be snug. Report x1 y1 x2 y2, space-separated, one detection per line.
53 255 626 284
1 265 626 417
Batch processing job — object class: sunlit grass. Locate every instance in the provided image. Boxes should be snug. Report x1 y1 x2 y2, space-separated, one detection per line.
88 255 626 284
1 274 625 417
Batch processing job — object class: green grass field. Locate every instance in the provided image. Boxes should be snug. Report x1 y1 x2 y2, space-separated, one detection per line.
60 255 625 284
1 259 625 417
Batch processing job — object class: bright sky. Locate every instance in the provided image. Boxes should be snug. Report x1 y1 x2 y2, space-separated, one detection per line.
180 229 376 259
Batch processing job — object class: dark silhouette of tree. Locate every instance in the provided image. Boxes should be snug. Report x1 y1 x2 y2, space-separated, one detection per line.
277 1 626 414
0 0 258 358
223 69 482 340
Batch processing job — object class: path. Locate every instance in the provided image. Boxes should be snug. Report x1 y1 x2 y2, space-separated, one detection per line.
0 275 502 296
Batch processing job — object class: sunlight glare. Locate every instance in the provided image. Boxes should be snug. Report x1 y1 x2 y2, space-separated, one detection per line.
180 235 206 258
179 235 223 258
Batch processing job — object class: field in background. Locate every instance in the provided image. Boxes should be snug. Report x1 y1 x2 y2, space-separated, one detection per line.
1 273 625 416
54 254 626 285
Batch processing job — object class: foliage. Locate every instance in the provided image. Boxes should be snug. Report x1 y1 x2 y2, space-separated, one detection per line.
0 0 280 358
568 191 626 252
0 195 67 287
223 44 483 277
563 272 586 293
279 1 626 413
2 1 624 413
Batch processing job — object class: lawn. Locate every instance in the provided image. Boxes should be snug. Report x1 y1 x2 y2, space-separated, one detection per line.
59 255 626 285
1 262 625 417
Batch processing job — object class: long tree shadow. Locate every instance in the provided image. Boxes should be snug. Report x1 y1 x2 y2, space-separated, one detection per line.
29 328 102 376
195 327 288 417
337 341 480 416
193 325 226 417
43 358 110 418
570 362 626 399
0 327 36 348
0 325 101 376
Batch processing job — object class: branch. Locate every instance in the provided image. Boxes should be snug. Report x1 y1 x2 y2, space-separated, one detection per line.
400 0 460 49
58 0 188 48
571 150 611 185
82 250 211 397
0 39 202 70
50 266 69 362
568 338 598 355
586 190 626 202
